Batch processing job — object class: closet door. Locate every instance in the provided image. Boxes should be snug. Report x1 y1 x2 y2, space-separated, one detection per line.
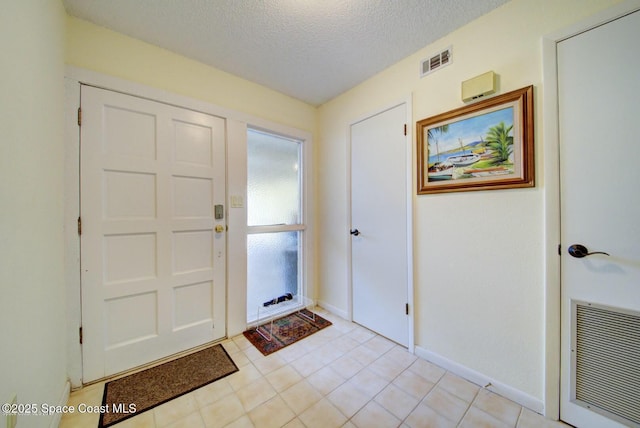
558 9 640 428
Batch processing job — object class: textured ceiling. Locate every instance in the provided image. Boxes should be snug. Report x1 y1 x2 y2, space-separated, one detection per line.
63 0 509 106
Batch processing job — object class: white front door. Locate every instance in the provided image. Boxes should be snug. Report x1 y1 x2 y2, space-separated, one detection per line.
80 86 227 382
350 103 410 346
558 9 640 428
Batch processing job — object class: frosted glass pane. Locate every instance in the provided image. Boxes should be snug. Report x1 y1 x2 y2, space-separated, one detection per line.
248 130 300 226
247 232 299 321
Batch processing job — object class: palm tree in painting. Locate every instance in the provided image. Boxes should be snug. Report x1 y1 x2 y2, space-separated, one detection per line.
427 124 449 163
485 121 513 164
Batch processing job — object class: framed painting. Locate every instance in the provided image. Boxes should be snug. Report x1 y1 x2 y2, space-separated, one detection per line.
417 85 534 194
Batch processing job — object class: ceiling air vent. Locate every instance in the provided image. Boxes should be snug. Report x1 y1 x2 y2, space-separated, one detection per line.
420 46 452 78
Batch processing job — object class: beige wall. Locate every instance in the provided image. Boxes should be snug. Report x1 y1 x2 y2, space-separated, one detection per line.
0 1 68 427
65 16 317 135
316 0 622 408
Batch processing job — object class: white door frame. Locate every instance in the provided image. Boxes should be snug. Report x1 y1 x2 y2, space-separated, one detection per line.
346 98 414 352
64 66 313 387
541 0 640 419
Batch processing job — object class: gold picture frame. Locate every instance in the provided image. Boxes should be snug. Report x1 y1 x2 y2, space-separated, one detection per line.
417 85 534 194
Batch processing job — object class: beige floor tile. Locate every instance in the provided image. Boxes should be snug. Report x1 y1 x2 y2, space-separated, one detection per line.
374 383 420 420
306 366 345 395
162 410 205 428
326 382 370 418
154 394 198 427
362 335 396 355
242 344 265 362
236 377 277 412
279 380 323 415
289 353 325 377
314 342 346 364
517 408 572 428
232 335 252 351
59 410 100 428
227 364 263 391
67 382 105 408
459 406 510 428
229 351 251 368
248 396 295 428
351 401 401 428
265 365 303 392
223 415 255 428
386 345 418 368
347 344 381 366
408 358 446 384
221 339 241 355
253 353 287 375
331 335 360 354
368 353 409 381
63 317 555 428
348 368 390 399
404 402 456 428
393 369 436 399
422 387 470 424
200 394 245 428
298 398 348 428
436 372 480 403
327 318 358 334
193 379 234 408
349 327 376 343
281 417 306 428
276 341 309 363
330 354 365 380
473 388 521 426
109 410 156 428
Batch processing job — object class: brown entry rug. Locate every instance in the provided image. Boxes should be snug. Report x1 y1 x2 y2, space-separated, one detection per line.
243 309 332 356
98 344 238 428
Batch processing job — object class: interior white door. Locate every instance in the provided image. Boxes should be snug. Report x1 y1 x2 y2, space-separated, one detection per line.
80 86 226 382
351 104 409 346
558 10 640 428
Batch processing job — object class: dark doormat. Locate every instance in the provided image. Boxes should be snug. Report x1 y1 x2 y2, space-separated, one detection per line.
98 344 238 428
243 309 332 356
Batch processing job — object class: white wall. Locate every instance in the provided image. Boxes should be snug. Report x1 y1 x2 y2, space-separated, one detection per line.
0 1 69 427
316 0 622 412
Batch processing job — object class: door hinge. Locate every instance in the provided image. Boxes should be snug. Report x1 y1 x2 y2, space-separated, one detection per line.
405 303 409 315
404 124 407 136
77 107 82 126
77 217 82 235
79 326 83 344
558 244 561 255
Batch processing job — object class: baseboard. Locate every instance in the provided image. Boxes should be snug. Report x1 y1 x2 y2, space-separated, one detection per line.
316 300 349 320
50 380 71 428
414 346 544 414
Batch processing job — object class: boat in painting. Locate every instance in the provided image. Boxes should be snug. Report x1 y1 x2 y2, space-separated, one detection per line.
428 162 454 180
447 153 481 166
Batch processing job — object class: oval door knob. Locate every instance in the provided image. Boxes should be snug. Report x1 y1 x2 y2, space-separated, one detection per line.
350 229 360 236
568 244 610 258
215 224 225 233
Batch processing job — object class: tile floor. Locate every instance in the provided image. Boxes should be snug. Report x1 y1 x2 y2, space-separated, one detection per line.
60 308 570 428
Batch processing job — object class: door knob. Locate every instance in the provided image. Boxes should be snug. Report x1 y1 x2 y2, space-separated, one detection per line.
567 244 610 258
350 229 360 236
215 224 225 233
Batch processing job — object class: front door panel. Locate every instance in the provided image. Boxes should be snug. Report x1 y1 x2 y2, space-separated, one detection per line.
80 86 226 382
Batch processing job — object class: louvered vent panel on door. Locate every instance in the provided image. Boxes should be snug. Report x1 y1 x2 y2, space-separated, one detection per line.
574 302 640 427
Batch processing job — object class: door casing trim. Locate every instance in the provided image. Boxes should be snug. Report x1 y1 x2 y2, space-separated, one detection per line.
541 0 640 419
346 98 414 352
